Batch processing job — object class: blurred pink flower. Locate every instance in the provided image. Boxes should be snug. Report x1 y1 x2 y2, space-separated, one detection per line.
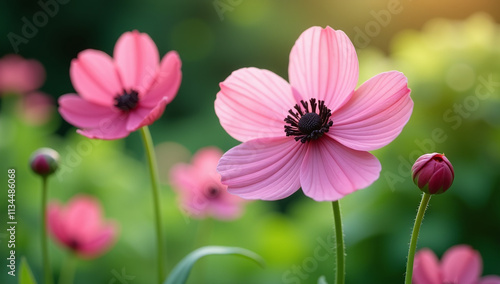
17 92 55 125
170 147 246 220
215 26 413 201
0 54 45 95
58 30 182 140
414 245 500 284
47 195 118 258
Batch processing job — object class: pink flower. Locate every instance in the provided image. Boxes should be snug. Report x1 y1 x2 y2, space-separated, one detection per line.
58 30 182 140
413 245 500 284
47 195 118 258
412 153 454 194
215 26 413 201
0 54 45 95
170 147 246 220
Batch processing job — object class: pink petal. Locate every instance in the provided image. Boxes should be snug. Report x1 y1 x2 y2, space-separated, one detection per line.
192 147 223 179
171 146 246 220
0 55 45 93
183 195 210 218
70 50 122 106
78 222 117 258
416 164 437 189
125 105 155 131
114 31 160 93
47 202 70 245
141 51 182 107
330 71 413 151
211 200 242 220
442 245 482 284
58 95 120 129
300 137 381 201
217 137 305 200
77 112 131 140
209 184 245 220
125 97 169 131
63 197 103 241
288 26 358 112
170 164 199 195
427 166 449 194
413 249 441 284
479 276 500 284
412 153 438 177
215 68 296 142
173 149 221 190
180 187 215 218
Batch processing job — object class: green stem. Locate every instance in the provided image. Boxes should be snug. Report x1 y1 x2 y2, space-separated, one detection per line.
192 218 213 283
194 218 213 249
139 126 164 284
42 177 53 284
331 201 345 284
58 253 77 284
405 192 432 284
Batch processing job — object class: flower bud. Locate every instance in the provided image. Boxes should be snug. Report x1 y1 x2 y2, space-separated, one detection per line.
29 148 60 177
412 153 454 194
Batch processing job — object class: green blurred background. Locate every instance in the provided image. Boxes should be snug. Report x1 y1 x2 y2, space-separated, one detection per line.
1 0 500 283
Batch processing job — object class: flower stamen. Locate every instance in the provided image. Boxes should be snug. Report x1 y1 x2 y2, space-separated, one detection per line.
114 89 139 111
284 98 333 143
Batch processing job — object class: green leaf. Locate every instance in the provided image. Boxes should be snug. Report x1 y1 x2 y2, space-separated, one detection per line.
164 246 265 284
19 257 37 284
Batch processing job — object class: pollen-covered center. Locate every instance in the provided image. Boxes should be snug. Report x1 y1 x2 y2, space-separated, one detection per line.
298 113 323 134
114 89 139 111
284 98 333 143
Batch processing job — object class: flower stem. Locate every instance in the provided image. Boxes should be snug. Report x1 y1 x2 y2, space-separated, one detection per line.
139 126 164 284
405 192 432 284
41 177 53 284
194 218 213 249
193 218 213 282
58 253 77 284
331 200 345 284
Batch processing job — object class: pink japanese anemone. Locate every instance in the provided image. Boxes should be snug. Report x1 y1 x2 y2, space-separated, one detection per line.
215 26 413 201
58 30 182 140
0 54 45 95
47 195 118 258
170 147 246 220
413 245 500 284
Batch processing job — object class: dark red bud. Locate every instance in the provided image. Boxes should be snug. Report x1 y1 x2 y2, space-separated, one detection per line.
29 148 60 177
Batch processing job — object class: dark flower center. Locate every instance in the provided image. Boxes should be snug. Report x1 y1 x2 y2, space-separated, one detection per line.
204 186 221 200
68 239 80 251
284 98 333 143
114 89 139 111
298 113 323 134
